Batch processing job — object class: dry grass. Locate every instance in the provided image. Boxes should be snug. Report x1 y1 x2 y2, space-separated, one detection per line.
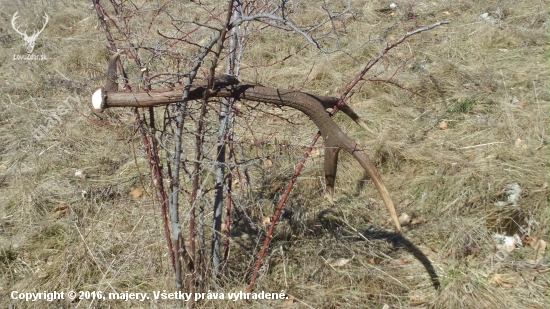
0 0 548 308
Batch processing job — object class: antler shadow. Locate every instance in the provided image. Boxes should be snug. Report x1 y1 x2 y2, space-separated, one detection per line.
363 227 441 290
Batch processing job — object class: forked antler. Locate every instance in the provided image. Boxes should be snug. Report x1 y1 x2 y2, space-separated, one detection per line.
92 55 402 231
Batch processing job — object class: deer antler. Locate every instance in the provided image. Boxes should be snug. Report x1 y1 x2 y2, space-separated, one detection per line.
91 56 402 231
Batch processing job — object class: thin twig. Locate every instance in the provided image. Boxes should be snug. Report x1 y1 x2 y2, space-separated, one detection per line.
457 142 506 149
247 19 450 293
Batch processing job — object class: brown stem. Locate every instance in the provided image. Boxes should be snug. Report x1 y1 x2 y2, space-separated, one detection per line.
92 0 178 277
247 132 322 293
222 133 235 267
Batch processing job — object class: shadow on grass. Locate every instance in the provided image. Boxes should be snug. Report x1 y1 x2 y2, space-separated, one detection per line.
362 227 441 290
316 209 440 290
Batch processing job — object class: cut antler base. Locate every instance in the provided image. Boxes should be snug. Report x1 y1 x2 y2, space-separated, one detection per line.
92 58 402 232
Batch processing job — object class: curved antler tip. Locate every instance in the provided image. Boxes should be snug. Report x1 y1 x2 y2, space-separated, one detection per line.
356 119 376 134
105 54 120 92
325 186 335 205
389 211 402 232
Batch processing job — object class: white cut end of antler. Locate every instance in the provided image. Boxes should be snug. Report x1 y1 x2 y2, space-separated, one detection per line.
92 88 103 110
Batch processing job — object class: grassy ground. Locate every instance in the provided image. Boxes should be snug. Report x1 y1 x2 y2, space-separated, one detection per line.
0 0 548 308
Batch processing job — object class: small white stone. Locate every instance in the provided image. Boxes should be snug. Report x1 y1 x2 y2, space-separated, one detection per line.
75 168 86 179
398 213 411 226
479 12 489 20
493 233 522 253
389 3 397 9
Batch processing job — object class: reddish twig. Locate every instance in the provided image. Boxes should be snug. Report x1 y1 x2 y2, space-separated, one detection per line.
136 110 176 271
298 61 317 91
247 132 322 293
93 0 178 284
240 43 309 70
335 20 450 106
247 19 450 293
370 79 426 98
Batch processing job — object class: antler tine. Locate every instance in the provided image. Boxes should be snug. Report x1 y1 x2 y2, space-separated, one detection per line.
91 53 121 111
349 149 402 232
105 53 120 93
90 71 403 232
324 147 339 204
321 133 401 231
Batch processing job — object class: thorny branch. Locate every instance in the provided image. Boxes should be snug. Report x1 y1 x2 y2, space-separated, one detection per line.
246 19 450 293
93 0 178 276
92 0 450 302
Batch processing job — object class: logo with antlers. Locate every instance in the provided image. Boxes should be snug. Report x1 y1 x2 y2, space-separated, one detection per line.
11 11 49 54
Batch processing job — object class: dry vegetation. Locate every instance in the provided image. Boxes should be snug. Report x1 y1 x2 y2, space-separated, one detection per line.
0 0 548 308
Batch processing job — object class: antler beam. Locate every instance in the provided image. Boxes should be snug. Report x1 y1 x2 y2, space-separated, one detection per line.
92 56 402 232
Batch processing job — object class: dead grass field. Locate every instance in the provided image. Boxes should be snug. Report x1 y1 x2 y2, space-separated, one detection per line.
0 0 548 308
